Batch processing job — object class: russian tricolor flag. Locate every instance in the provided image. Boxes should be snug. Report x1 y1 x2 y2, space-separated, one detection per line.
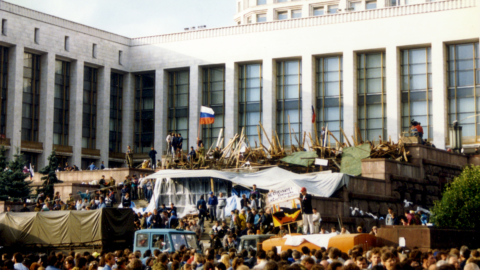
200 106 215 125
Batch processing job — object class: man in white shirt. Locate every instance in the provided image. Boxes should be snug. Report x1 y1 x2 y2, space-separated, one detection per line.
340 226 351 234
253 250 268 270
217 192 227 221
166 133 172 155
312 208 321 234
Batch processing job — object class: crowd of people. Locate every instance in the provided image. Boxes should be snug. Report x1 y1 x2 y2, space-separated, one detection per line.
23 173 155 212
1 241 480 270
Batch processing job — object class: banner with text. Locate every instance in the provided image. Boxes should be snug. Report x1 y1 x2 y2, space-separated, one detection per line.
267 187 298 205
267 187 302 227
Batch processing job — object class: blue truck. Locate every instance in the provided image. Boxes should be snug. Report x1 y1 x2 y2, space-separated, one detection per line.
133 229 202 254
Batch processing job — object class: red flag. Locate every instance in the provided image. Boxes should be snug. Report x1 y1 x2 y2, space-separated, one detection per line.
312 106 316 123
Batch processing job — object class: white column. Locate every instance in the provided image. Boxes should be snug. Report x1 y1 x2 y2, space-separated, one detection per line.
122 73 134 154
96 66 111 165
154 69 167 155
225 62 238 143
386 46 400 142
343 50 356 139
6 45 24 159
262 58 275 148
302 55 314 145
69 59 83 167
302 3 310 17
38 52 55 168
189 65 201 150
432 41 447 149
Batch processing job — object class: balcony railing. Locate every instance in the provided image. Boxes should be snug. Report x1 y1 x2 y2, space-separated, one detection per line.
109 152 126 159
81 148 101 157
21 140 43 150
53 144 73 153
0 138 10 146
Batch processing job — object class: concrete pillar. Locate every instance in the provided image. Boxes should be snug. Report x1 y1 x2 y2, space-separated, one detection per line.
69 59 84 167
343 50 356 140
224 62 238 143
262 58 275 148
432 41 447 149
38 52 55 168
386 46 400 142
189 65 201 150
154 69 167 155
96 66 111 166
302 55 315 143
6 45 24 159
267 7 275 22
122 73 134 154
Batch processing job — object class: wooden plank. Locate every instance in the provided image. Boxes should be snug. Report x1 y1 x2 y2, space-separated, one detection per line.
339 127 352 147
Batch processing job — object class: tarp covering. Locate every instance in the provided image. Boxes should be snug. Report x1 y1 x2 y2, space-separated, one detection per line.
144 167 349 213
280 151 318 167
144 177 230 214
283 233 336 248
340 144 371 176
0 208 134 247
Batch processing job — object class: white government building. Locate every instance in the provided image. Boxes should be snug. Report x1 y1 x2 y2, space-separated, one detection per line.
0 0 478 169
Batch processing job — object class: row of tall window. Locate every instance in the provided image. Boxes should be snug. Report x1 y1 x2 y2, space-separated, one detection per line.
248 0 378 23
1 43 479 156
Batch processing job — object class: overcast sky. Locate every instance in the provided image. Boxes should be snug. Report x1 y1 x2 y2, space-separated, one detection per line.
5 0 236 37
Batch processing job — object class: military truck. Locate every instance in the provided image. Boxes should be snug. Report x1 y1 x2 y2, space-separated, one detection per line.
0 208 135 253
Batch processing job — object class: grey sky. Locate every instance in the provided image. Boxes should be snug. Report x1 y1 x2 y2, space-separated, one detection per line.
5 0 236 38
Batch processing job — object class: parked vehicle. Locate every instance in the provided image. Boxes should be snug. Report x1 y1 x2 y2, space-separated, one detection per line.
134 229 202 255
238 233 377 254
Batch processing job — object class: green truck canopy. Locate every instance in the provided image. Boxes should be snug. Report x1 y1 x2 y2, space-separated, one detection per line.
0 208 134 247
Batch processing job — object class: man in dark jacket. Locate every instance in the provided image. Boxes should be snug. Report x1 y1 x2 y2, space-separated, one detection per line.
197 195 207 210
172 133 179 155
149 147 157 170
177 133 183 152
207 192 218 222
300 187 314 235
209 232 223 249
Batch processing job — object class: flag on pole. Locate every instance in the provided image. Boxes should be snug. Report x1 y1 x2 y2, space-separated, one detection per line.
200 106 215 125
29 163 34 177
312 105 316 123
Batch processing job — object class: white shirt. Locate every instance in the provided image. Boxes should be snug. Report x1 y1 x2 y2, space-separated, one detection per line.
14 263 29 270
250 199 257 210
218 197 227 207
166 135 172 142
312 212 321 224
253 260 268 270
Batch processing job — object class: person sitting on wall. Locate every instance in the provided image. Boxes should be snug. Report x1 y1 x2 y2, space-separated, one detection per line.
121 192 131 208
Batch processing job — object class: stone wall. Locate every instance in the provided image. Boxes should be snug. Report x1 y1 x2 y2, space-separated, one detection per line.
309 145 469 233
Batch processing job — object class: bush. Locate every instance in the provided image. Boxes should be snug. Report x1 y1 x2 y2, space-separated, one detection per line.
431 165 480 229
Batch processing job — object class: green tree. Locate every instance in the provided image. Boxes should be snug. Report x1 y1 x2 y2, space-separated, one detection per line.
38 149 60 198
0 148 31 201
431 165 480 229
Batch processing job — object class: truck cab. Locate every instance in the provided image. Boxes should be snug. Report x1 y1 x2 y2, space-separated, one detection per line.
134 229 201 255
237 234 275 253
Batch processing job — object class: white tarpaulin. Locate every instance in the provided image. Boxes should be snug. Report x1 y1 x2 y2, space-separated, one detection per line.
144 167 349 213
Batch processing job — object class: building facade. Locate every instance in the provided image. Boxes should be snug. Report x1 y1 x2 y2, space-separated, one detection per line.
0 0 479 169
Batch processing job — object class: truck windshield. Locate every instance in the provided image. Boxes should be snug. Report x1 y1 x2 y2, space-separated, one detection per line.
171 234 198 250
136 233 149 247
241 239 257 251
